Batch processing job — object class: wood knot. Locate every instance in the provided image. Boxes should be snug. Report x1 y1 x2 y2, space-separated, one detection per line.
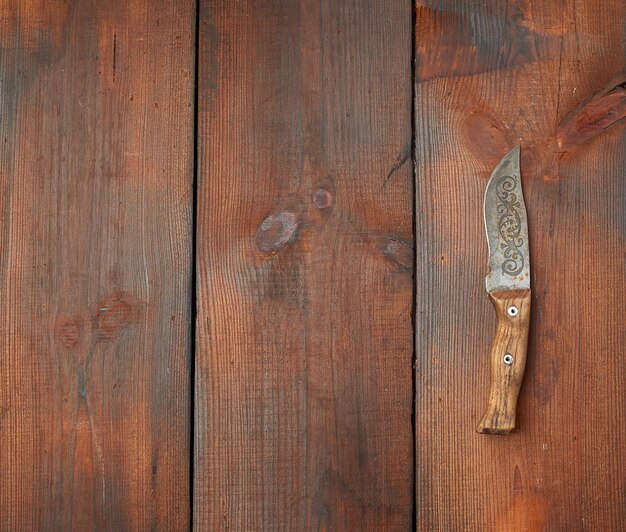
462 110 513 166
254 211 300 254
93 292 141 340
379 236 413 271
312 188 333 210
556 74 626 152
55 315 83 348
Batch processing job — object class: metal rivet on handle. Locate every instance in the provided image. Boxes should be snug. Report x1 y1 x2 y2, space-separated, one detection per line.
503 354 514 365
507 306 518 317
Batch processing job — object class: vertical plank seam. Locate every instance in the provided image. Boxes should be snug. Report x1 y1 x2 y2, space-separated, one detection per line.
190 0 201 529
410 1 418 530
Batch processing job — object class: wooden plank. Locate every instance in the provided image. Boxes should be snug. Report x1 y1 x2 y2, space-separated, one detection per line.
414 0 626 529
195 1 414 529
0 1 194 529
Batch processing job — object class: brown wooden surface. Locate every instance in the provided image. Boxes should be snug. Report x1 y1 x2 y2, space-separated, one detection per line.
195 1 414 529
415 0 626 529
2 1 626 529
0 1 194 529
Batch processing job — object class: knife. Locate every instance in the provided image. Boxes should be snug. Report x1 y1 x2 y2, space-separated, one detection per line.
477 145 531 434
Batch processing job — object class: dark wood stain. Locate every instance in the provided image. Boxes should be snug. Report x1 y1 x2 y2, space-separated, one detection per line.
0 1 194 529
415 2 562 81
415 0 626 529
195 0 414 529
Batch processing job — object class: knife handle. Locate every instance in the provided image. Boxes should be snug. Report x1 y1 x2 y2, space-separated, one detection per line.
477 289 531 434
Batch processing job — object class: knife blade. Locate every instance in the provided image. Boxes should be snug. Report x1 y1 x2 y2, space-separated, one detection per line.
477 145 531 434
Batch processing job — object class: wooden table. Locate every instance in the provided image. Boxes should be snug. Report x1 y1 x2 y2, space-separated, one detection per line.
1 1 624 529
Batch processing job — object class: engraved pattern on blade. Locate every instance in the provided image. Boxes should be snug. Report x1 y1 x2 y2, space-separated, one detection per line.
496 175 524 276
484 146 530 293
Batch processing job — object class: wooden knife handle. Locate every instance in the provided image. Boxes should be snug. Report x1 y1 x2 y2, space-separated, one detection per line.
477 289 531 434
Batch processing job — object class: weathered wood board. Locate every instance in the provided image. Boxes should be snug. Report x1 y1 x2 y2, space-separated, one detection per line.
414 0 626 529
0 1 195 529
195 1 414 529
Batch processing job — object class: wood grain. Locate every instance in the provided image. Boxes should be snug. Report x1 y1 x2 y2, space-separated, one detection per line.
415 0 626 529
0 1 194 529
477 289 531 435
195 1 413 529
